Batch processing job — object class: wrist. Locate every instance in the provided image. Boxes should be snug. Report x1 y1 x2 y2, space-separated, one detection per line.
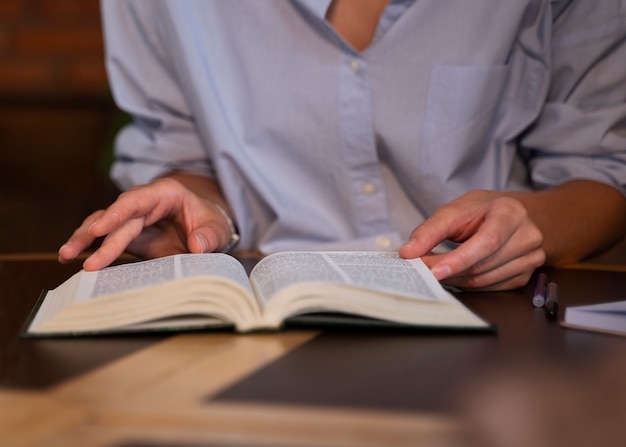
213 203 240 253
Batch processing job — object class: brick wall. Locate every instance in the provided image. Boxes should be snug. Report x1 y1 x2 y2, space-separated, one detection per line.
0 0 121 252
0 0 109 98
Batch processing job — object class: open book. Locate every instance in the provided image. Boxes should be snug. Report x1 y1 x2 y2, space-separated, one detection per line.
561 300 626 337
24 251 491 336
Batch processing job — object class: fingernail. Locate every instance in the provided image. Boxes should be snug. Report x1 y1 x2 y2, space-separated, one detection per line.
196 235 209 253
87 222 97 235
431 264 452 281
401 238 416 249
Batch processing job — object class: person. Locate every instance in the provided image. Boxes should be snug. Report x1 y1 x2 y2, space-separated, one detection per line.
59 0 626 291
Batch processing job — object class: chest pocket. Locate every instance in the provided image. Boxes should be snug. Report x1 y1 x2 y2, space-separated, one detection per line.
420 63 511 183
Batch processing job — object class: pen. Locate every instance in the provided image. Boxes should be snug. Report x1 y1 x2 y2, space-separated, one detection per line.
532 272 548 308
544 281 559 319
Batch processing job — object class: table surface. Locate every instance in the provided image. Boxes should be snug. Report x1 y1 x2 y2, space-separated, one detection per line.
2 253 626 447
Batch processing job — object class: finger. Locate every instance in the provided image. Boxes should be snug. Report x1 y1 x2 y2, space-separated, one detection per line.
443 268 530 292
86 200 153 239
58 210 106 263
126 223 188 259
399 212 460 259
463 222 543 278
427 229 514 281
88 180 184 238
434 247 545 291
428 200 528 280
187 227 222 254
426 214 543 283
185 199 238 254
82 217 146 271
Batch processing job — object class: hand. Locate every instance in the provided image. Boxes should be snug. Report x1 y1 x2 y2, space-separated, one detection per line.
399 190 545 291
58 177 235 271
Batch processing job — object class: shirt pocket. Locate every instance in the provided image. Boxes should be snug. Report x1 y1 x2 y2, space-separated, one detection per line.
420 63 511 185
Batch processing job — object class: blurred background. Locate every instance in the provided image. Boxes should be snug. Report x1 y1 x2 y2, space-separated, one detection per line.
0 0 624 263
0 0 122 253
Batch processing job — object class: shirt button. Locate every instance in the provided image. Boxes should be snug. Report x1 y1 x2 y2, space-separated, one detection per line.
376 236 392 250
362 182 377 195
349 58 361 73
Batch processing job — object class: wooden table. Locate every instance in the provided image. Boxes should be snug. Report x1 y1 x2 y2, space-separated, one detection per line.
2 254 626 446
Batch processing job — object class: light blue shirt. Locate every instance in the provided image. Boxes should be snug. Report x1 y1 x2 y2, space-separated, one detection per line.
102 0 626 254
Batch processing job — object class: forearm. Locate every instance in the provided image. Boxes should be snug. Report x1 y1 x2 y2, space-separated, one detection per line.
509 180 626 265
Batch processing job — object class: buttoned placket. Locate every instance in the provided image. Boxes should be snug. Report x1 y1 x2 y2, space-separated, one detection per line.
337 50 391 245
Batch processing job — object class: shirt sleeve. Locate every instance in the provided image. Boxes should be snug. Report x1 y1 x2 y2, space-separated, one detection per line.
521 0 626 195
102 0 215 190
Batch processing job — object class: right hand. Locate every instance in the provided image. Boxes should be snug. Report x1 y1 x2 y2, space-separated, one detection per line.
58 177 235 271
399 190 545 291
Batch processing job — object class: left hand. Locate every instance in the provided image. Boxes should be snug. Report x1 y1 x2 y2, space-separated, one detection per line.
399 190 546 291
58 177 234 271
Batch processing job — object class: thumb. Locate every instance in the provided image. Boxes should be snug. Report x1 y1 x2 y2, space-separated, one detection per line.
187 226 222 254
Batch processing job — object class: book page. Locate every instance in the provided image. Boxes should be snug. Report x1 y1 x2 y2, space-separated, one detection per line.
76 253 252 301
249 251 452 307
29 254 251 331
563 300 626 336
322 252 453 302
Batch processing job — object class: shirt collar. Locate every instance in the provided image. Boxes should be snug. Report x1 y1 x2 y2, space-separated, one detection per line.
295 0 415 20
295 0 333 19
